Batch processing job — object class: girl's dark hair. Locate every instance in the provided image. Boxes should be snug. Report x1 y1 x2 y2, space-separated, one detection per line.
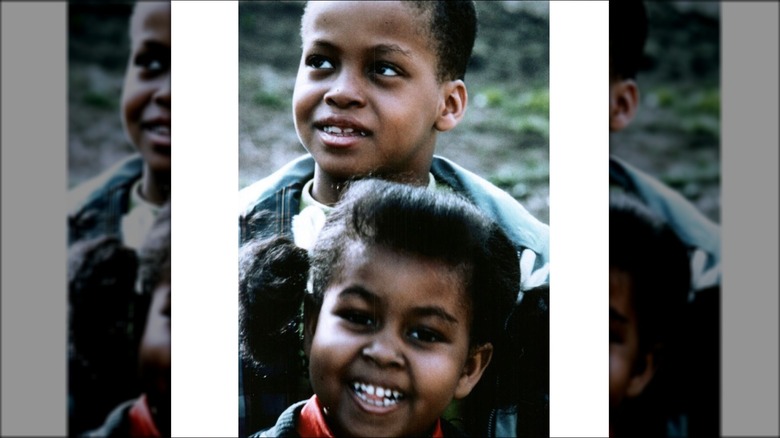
310 178 519 348
609 191 689 353
239 231 309 372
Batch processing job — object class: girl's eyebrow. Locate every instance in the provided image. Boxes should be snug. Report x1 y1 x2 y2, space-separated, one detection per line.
411 306 459 325
337 286 378 304
610 307 629 325
337 287 459 325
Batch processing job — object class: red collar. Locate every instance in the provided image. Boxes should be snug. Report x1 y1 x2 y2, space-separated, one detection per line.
296 395 444 437
128 394 161 437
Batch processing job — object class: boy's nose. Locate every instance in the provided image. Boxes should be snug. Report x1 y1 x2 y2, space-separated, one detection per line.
324 70 365 109
153 73 171 108
361 331 405 368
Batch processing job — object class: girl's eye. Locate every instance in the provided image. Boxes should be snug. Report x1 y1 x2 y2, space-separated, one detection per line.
341 311 375 327
609 330 623 344
306 55 335 70
408 327 444 343
371 62 400 77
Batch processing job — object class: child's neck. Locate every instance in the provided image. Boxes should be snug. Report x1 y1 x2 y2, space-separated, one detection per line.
140 168 171 206
311 167 430 206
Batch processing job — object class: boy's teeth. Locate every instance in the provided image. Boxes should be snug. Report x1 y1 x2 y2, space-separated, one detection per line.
149 125 170 135
324 126 366 136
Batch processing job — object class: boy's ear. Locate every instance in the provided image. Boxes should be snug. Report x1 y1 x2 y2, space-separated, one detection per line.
454 343 493 399
609 78 640 132
626 348 657 399
302 294 320 357
434 79 467 132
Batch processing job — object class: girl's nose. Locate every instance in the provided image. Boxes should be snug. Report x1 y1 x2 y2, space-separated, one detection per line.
361 330 405 368
324 68 365 109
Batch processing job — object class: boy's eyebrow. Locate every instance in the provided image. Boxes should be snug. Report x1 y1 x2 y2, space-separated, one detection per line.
610 307 629 324
371 43 413 59
308 40 412 59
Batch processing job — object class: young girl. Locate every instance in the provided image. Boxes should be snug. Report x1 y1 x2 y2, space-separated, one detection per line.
74 202 171 437
609 191 690 437
241 179 520 437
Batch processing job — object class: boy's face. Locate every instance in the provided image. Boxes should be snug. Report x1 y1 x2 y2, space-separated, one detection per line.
609 267 654 413
305 244 489 437
121 2 171 174
293 1 457 187
139 280 171 434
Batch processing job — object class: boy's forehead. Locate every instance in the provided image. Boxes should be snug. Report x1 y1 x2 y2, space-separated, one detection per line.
130 2 170 39
301 1 430 43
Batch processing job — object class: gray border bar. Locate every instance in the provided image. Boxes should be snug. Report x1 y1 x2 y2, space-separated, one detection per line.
1 2 67 436
722 3 779 437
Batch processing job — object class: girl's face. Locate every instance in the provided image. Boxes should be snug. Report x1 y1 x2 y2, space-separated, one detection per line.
139 280 171 435
121 2 171 174
305 244 491 437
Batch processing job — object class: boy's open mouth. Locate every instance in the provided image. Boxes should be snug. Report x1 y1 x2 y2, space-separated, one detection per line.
351 381 405 407
322 125 368 137
141 121 171 137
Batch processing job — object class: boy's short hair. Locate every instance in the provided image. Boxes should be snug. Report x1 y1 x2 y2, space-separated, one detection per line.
301 1 477 82
310 178 518 348
609 1 648 80
406 1 477 82
138 202 171 296
609 191 689 351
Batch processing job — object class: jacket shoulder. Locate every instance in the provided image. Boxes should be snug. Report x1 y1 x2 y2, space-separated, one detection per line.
239 155 315 217
431 156 550 260
68 154 143 216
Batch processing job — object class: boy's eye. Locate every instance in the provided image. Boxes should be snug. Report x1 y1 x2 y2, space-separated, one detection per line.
609 330 623 344
408 326 445 344
370 62 401 77
134 52 169 74
306 55 335 70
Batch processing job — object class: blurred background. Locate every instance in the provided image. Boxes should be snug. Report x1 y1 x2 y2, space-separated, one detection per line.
610 3 720 223
238 1 551 224
68 2 720 225
68 2 133 189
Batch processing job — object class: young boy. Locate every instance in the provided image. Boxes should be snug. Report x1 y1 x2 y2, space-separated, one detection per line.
243 179 520 437
609 1 720 293
609 192 689 438
68 1 171 250
238 2 549 434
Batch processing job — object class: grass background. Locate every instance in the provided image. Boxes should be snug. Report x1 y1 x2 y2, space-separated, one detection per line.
238 1 551 223
68 2 720 225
